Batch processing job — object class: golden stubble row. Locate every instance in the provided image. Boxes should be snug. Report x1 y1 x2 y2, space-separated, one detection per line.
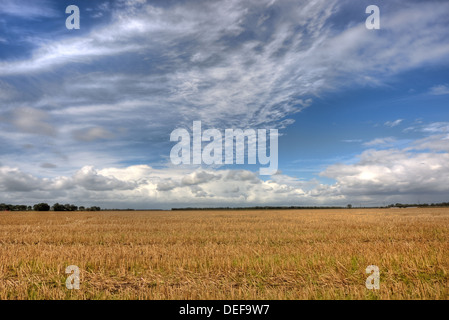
0 208 447 299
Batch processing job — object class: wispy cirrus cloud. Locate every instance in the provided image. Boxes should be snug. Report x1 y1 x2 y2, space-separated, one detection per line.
363 137 396 147
11 107 56 136
0 0 59 19
384 119 403 127
72 127 114 142
2 0 449 131
429 84 449 95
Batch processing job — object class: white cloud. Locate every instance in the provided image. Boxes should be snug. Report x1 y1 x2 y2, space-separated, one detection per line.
181 171 222 186
429 84 449 95
321 138 449 203
342 139 362 143
73 166 137 191
421 122 449 134
363 137 396 147
384 119 403 127
404 122 449 135
413 133 449 152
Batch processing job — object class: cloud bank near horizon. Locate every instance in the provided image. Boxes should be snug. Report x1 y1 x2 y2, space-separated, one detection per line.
1 131 448 208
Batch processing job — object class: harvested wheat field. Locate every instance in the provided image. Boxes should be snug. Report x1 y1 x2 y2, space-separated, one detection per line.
0 208 447 300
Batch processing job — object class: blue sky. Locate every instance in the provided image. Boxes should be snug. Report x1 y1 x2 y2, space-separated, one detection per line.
0 0 448 208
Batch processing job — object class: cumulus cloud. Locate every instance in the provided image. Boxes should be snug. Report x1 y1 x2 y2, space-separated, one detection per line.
72 166 137 191
1 132 448 208
181 171 222 186
413 134 449 152
0 166 43 192
156 179 179 191
322 146 449 202
224 170 260 183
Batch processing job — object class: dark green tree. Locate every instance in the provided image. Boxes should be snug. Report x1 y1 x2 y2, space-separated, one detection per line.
33 203 50 211
52 203 65 211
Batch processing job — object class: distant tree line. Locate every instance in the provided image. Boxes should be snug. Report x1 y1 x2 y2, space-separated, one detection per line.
0 203 101 211
386 202 449 208
50 203 99 211
172 202 449 210
0 203 31 211
2 202 449 212
173 205 349 210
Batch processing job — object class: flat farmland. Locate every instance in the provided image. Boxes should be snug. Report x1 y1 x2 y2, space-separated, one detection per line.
0 208 447 299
